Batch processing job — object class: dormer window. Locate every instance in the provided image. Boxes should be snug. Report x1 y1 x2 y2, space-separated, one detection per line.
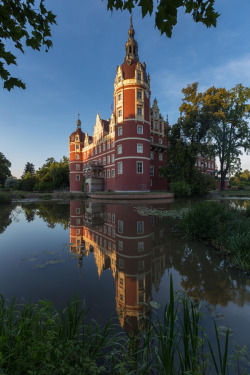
137 72 141 81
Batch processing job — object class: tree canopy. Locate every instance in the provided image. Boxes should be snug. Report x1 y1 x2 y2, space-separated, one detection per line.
164 83 250 192
106 0 219 37
0 152 11 186
0 0 56 90
21 162 35 178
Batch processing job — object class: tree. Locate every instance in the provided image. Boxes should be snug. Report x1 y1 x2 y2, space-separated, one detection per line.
5 176 19 189
106 0 219 37
163 83 213 195
203 84 250 190
166 83 250 191
0 152 11 186
0 0 56 90
21 162 35 178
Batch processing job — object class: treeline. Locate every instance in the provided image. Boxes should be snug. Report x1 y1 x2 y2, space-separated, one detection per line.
5 157 69 192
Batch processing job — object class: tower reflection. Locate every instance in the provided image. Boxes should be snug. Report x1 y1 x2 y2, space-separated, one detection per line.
70 200 168 332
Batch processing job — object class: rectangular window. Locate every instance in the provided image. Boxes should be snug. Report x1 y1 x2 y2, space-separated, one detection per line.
150 151 154 160
107 141 110 149
111 140 114 148
117 144 122 154
119 259 124 269
118 162 123 174
150 165 154 176
118 220 123 233
137 161 143 174
138 278 144 290
112 214 115 223
76 208 80 214
137 144 143 153
118 240 123 251
118 109 122 117
137 106 142 116
111 154 115 163
118 93 122 101
76 145 79 150
137 125 143 134
111 169 115 177
137 90 142 100
103 143 106 151
76 229 80 234
120 277 124 286
103 157 106 165
99 145 101 153
107 213 111 222
103 171 106 178
76 154 79 159
107 169 110 178
159 153 163 161
118 127 122 136
107 155 110 164
138 242 144 252
76 175 80 181
137 72 141 81
159 138 162 145
138 260 144 270
137 221 144 234
154 121 158 129
95 147 97 155
76 164 80 170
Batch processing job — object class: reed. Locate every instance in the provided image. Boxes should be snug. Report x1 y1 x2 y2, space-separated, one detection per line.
0 276 249 374
182 201 250 271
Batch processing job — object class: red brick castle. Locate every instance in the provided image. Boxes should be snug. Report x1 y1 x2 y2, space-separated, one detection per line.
69 18 169 193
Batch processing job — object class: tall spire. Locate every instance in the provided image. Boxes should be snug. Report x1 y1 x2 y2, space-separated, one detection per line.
76 112 81 129
125 15 139 61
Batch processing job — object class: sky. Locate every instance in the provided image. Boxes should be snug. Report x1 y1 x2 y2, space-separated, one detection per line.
0 0 250 178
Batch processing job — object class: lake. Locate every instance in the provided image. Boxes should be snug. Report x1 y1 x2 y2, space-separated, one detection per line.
0 198 250 353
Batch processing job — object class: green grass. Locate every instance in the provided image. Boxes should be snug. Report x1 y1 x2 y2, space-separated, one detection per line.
0 276 249 374
182 201 250 271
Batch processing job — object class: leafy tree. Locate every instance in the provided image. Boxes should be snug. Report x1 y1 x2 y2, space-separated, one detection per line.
21 162 35 178
20 171 37 191
0 152 11 187
0 0 56 90
106 0 219 37
34 156 69 191
203 84 250 190
163 83 213 195
5 176 19 189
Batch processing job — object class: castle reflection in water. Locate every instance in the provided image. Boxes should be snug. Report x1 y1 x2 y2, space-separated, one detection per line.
70 200 168 331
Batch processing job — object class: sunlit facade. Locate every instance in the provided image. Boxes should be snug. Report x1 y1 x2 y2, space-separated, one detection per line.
69 18 168 193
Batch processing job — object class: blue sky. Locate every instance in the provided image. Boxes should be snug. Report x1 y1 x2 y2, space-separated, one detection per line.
0 0 250 178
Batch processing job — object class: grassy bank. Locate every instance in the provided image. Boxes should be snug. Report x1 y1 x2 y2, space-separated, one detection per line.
0 277 249 374
182 201 250 271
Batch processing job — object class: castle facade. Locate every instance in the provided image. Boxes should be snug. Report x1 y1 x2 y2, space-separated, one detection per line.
69 19 168 193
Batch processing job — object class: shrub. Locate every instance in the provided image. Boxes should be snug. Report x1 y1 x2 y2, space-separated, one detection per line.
0 192 11 204
170 181 191 197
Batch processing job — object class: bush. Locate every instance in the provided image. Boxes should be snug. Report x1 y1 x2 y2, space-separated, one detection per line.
170 181 191 197
0 192 11 204
33 181 54 192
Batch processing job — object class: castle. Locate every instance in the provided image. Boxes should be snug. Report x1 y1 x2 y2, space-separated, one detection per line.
69 18 169 193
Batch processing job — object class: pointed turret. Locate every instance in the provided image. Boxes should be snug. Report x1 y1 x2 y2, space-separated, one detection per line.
125 15 139 62
76 112 81 129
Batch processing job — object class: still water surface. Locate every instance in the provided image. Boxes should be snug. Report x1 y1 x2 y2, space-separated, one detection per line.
0 199 250 350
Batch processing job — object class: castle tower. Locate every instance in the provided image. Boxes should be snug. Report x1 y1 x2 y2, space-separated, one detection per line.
69 115 85 192
113 16 151 191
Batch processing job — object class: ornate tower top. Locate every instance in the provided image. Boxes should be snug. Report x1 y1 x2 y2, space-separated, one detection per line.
125 15 139 62
76 112 81 129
